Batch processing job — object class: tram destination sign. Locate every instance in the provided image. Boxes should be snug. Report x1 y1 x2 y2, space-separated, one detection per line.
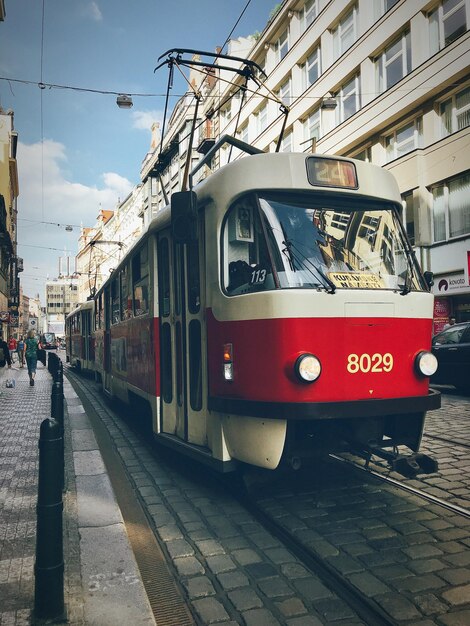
306 157 358 189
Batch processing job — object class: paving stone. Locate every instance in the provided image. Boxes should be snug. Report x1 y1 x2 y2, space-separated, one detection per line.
242 608 281 625
217 570 249 591
182 576 216 599
228 587 264 610
441 583 470 606
439 610 470 625
173 555 205 577
285 616 324 626
414 592 449 616
439 568 470 585
348 571 390 597
206 555 237 574
244 562 278 579
275 597 307 617
193 597 230 623
375 593 422 620
257 576 293 598
165 538 194 559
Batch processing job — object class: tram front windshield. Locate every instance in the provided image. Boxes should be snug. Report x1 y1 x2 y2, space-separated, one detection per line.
224 193 423 295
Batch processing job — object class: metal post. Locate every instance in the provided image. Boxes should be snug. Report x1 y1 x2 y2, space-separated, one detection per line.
34 418 65 621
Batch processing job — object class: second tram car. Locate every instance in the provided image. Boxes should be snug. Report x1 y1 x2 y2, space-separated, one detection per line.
65 300 95 374
68 146 440 475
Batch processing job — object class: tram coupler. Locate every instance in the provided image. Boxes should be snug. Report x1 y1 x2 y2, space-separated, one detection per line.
358 445 438 478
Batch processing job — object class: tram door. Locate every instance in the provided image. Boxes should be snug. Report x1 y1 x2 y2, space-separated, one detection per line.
158 220 207 447
103 285 112 393
81 309 90 363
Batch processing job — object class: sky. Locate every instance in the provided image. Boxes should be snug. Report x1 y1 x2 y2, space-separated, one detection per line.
0 0 278 301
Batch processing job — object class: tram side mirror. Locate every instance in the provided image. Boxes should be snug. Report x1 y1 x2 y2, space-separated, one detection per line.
171 191 198 243
423 271 434 289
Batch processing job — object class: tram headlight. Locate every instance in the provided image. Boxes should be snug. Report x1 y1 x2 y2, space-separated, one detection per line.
295 353 321 383
415 351 438 377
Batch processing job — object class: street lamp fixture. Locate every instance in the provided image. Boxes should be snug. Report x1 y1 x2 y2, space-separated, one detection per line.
116 94 133 109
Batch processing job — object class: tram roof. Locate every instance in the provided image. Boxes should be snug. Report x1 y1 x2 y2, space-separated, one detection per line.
194 151 401 209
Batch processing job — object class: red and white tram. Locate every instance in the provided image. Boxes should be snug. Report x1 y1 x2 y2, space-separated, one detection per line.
68 144 441 474
65 300 95 375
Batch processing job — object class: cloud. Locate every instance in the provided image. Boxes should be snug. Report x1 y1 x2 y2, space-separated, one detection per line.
131 109 162 131
16 140 133 297
80 2 103 22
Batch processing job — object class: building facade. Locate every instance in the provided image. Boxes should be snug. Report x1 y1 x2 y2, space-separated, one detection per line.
0 106 20 337
45 275 79 336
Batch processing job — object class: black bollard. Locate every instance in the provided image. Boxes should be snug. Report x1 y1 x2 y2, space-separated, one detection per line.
51 381 64 427
34 418 65 621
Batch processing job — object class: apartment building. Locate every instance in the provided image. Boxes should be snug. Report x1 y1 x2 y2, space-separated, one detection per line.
0 106 20 336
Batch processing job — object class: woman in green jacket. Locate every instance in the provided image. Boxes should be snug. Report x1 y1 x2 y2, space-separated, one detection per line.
24 330 40 386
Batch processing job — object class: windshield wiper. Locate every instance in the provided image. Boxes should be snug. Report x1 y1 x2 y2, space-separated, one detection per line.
282 238 336 294
400 255 415 295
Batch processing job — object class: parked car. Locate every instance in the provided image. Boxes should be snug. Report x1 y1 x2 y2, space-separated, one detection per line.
431 322 470 392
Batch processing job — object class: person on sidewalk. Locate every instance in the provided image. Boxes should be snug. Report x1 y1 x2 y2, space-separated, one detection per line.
24 330 40 386
8 336 17 364
17 336 25 367
0 334 12 370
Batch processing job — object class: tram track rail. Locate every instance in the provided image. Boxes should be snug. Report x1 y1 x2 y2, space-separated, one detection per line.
329 454 470 519
422 432 470 450
228 479 397 626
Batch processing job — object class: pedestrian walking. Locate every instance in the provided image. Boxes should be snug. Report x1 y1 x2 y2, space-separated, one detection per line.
24 330 40 386
17 336 25 367
8 337 17 364
0 333 12 370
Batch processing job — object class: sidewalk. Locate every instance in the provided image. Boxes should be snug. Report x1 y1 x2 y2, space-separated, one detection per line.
0 358 155 625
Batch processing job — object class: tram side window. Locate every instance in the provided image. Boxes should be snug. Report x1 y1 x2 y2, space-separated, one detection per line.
187 241 200 313
111 276 120 324
224 199 274 295
95 292 103 330
158 238 171 317
132 244 149 316
120 264 132 320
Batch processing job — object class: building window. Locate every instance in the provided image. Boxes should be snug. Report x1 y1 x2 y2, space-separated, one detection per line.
301 0 318 32
278 77 292 106
376 30 411 93
402 191 415 245
440 85 470 136
332 5 358 60
301 46 321 90
432 171 470 242
384 118 422 162
303 108 321 145
275 29 289 63
255 102 268 135
429 0 467 54
352 146 372 162
238 124 249 144
336 74 361 123
280 131 292 152
374 0 399 20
